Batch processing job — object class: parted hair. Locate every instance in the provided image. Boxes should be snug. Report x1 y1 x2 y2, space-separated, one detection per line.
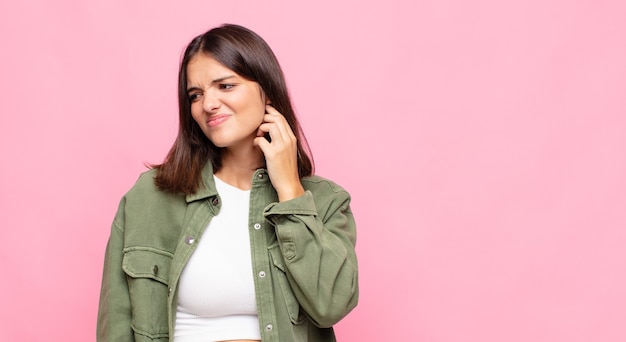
153 24 314 194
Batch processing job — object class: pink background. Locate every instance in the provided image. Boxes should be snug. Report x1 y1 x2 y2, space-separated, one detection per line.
1 0 625 341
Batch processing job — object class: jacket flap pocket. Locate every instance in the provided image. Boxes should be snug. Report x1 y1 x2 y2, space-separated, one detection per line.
268 245 286 272
268 245 306 324
123 247 173 286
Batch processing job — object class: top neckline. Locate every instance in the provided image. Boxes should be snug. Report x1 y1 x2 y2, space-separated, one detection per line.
213 175 251 194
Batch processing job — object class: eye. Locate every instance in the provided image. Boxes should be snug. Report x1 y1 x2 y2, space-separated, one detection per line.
219 83 235 90
188 93 201 102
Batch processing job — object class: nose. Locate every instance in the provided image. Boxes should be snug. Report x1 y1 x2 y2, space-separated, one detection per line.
202 89 220 113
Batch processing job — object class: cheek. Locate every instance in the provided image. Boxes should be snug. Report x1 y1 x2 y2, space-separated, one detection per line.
190 104 203 125
249 106 265 128
251 94 267 117
236 95 265 124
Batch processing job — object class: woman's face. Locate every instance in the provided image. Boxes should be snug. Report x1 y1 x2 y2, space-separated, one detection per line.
186 53 266 149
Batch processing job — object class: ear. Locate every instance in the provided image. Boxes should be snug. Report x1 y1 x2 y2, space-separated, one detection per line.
260 88 271 105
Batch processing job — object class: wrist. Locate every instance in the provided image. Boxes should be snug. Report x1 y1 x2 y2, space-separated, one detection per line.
276 183 305 202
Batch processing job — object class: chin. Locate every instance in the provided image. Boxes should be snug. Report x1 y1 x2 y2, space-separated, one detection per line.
209 140 229 148
209 138 242 149
206 133 228 147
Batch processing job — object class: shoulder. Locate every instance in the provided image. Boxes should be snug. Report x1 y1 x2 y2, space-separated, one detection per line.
114 169 187 229
300 175 352 213
301 175 349 195
124 169 158 197
124 168 184 203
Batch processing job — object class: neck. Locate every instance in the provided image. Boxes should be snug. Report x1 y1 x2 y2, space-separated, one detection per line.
215 145 264 190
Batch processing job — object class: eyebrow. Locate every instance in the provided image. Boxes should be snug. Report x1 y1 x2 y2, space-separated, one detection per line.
187 75 236 93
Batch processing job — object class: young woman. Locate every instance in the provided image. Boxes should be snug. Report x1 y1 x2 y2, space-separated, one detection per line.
97 24 358 342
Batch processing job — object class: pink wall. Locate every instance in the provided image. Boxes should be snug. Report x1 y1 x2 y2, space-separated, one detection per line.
1 0 625 341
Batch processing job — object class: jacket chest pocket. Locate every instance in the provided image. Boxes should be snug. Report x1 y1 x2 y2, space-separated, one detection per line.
123 248 173 340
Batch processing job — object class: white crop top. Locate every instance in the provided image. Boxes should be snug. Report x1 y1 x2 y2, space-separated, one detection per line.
174 175 261 342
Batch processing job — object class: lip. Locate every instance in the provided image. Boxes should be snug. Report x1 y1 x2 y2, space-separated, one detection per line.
207 114 231 128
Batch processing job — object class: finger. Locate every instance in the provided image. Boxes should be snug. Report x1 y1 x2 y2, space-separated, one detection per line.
265 105 281 116
253 135 271 151
263 109 296 143
265 106 296 140
257 122 288 152
257 122 271 135
259 115 287 145
259 121 290 147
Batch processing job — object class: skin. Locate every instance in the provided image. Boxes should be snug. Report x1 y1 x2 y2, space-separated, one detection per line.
187 53 305 203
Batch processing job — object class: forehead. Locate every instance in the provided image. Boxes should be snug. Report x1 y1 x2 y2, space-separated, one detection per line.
186 54 236 83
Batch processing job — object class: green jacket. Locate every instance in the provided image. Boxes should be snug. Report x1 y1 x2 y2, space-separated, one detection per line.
97 163 358 341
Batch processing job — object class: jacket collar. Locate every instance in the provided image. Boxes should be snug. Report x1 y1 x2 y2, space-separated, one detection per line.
184 162 272 203
185 162 218 203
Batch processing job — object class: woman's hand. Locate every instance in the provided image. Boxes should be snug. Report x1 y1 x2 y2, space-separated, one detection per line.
254 105 305 202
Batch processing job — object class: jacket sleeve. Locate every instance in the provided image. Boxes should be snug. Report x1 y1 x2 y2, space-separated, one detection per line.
97 199 134 341
263 185 358 328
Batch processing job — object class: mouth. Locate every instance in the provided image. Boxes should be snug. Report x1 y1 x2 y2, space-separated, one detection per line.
207 114 231 128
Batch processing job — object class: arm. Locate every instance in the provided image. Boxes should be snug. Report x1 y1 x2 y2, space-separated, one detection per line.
255 105 358 326
264 185 358 328
97 200 134 341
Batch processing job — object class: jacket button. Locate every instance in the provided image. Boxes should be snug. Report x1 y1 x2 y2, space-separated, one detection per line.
258 173 264 179
254 223 261 230
185 236 195 245
211 197 219 206
152 265 159 275
265 323 273 331
258 271 266 278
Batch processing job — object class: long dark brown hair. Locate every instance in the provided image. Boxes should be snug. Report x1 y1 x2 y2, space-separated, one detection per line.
153 24 314 194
